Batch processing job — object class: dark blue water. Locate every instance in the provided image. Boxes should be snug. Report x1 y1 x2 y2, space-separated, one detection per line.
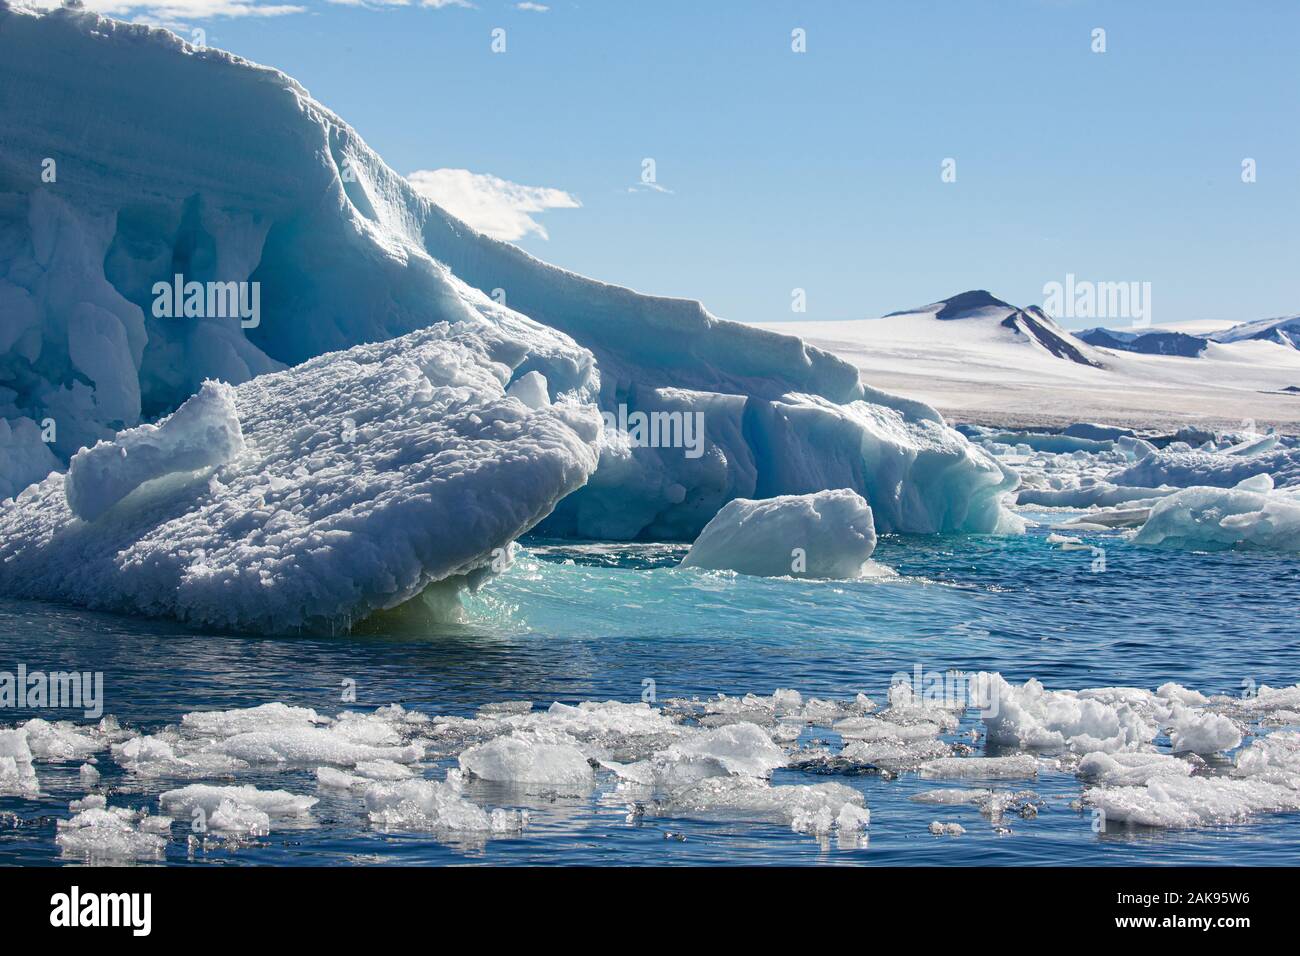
2 517 1298 865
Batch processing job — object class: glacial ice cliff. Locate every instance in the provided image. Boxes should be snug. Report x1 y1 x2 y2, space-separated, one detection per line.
0 4 1022 629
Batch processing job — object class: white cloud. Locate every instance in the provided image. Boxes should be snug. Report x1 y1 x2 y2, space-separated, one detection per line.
516 2 549 10
30 0 304 18
407 168 579 241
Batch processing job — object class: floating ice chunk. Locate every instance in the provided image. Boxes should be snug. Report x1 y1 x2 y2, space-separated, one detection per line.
21 718 103 760
316 767 367 791
458 734 594 788
1156 682 1209 706
1233 731 1300 783
976 673 1156 754
660 722 787 778
772 688 803 715
661 775 865 828
56 805 168 861
181 703 327 737
354 759 415 781
838 737 951 769
158 784 318 820
204 726 423 768
603 722 789 788
835 803 872 833
1133 479 1300 551
1167 708 1242 755
910 788 992 806
918 755 1040 779
364 778 526 833
833 717 941 742
680 490 878 579
209 799 271 837
0 728 39 796
1046 532 1089 550
1238 684 1300 716
928 821 965 836
64 381 244 522
113 733 250 778
1077 751 1196 786
1085 775 1300 828
79 763 101 787
771 723 802 744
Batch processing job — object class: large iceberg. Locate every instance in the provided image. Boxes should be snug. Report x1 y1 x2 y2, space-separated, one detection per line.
0 319 603 632
0 2 1018 556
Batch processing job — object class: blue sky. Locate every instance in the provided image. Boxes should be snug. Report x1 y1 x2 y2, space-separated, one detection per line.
85 0 1300 328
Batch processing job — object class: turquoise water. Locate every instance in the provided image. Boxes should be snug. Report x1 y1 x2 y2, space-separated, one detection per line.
2 516 1298 865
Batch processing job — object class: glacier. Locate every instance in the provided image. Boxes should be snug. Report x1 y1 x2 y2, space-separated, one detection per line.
0 4 1024 631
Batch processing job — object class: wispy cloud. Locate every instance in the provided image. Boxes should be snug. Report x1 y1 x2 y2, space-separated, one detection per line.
323 0 473 7
516 2 549 10
407 168 579 241
30 0 305 18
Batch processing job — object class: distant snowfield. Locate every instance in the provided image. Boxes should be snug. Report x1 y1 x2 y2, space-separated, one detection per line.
761 312 1300 433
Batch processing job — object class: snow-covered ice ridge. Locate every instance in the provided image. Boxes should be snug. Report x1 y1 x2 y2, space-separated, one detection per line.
0 3 1017 552
6 673 1300 862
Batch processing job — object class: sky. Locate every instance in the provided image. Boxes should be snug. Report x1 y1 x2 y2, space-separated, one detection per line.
40 0 1300 328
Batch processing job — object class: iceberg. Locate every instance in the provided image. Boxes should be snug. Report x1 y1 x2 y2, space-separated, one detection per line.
0 321 603 632
1132 475 1300 552
679 489 879 579
0 2 1019 566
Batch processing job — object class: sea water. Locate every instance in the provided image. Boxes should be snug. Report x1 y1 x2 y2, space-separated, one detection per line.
1 515 1297 865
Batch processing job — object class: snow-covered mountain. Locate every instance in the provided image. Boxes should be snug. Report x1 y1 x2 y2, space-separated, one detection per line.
1079 313 1300 358
1210 314 1300 349
0 4 1025 629
1077 327 1209 357
764 293 1300 431
884 290 1107 368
